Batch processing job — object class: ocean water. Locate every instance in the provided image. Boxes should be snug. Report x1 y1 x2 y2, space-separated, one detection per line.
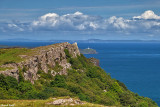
78 43 160 106
0 41 160 105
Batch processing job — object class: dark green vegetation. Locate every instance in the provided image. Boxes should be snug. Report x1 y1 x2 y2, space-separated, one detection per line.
80 48 97 54
0 48 157 107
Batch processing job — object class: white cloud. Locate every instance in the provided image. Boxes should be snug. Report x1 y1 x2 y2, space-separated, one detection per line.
31 11 103 31
133 10 160 20
107 16 131 29
31 11 132 31
1 10 160 36
7 24 24 32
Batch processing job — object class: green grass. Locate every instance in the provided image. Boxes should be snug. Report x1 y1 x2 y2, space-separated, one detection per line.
0 43 68 66
0 67 13 71
0 97 107 107
0 48 31 66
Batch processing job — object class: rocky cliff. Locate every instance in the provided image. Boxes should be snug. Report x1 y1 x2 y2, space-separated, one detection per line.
0 42 157 107
0 42 80 84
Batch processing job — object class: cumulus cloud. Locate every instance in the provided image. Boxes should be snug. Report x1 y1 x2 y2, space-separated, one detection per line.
30 11 134 32
1 10 160 36
31 11 104 31
107 16 132 29
133 10 160 20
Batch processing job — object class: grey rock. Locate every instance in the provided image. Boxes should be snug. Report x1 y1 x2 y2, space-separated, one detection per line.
0 42 80 84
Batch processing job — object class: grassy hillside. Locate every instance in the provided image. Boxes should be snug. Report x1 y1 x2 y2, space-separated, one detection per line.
0 97 107 107
0 47 158 107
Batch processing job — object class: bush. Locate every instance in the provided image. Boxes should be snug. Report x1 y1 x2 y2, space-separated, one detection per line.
39 70 53 80
77 54 88 67
50 75 67 88
86 67 101 79
6 76 18 89
53 62 63 72
18 82 33 93
138 102 148 107
37 91 49 99
119 92 136 106
22 66 27 73
110 81 123 94
0 74 8 90
78 93 90 102
0 87 9 99
25 90 38 99
18 71 24 82
64 49 71 58
67 83 81 94
116 80 127 91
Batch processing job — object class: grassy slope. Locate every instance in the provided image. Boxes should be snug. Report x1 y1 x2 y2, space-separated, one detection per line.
0 48 29 66
0 43 63 70
0 46 158 107
0 97 107 107
0 43 70 67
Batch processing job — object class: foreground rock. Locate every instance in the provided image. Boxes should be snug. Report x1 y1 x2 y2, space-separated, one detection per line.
46 98 84 106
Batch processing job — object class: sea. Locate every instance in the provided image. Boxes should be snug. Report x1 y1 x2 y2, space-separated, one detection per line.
0 41 160 105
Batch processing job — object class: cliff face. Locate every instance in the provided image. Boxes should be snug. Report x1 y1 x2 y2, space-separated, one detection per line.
0 42 80 84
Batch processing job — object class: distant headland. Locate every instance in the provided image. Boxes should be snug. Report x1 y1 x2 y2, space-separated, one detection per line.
80 47 97 54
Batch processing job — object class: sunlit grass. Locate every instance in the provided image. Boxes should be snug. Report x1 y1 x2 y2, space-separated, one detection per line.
0 48 31 66
0 97 108 107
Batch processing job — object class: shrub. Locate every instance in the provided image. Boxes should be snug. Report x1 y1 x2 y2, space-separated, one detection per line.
37 91 49 99
138 102 148 107
39 70 53 80
110 81 123 94
0 74 8 90
18 82 33 93
25 90 38 99
86 67 101 79
0 87 9 99
22 66 27 73
78 93 90 102
53 62 63 72
6 76 18 89
67 83 81 94
116 80 127 91
50 75 67 88
119 92 136 106
18 71 24 82
64 49 71 58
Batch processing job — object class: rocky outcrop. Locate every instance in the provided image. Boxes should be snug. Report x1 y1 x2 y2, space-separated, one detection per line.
46 98 84 106
89 57 100 66
0 42 80 84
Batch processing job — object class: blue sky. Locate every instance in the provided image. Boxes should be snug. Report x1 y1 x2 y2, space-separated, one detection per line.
0 0 160 40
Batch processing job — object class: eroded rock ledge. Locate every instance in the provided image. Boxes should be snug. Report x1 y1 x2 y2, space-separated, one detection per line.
46 98 84 106
0 42 80 84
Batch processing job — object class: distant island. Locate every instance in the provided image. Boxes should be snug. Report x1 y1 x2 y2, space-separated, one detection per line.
80 47 97 54
0 45 22 49
0 45 10 48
